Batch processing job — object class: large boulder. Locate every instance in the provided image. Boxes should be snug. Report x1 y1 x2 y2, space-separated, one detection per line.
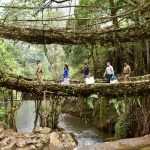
49 131 77 150
0 127 77 150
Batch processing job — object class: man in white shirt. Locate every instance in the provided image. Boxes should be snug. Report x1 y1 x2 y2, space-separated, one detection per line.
103 62 114 83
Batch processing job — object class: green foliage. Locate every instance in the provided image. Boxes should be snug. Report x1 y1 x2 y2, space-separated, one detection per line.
74 97 94 120
87 97 94 109
43 44 65 79
0 39 58 78
63 45 90 67
115 114 133 139
0 40 21 74
87 94 98 109
0 107 5 123
110 99 125 116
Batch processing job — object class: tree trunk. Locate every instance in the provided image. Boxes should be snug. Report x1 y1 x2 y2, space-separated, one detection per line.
109 0 122 74
90 46 97 78
146 40 150 73
10 90 17 131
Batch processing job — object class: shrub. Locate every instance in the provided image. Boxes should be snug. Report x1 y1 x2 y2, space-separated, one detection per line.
115 114 133 139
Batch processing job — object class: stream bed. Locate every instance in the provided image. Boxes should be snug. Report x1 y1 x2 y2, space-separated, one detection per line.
15 101 111 148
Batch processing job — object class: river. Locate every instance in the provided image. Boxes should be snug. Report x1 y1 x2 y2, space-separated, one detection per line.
15 101 111 148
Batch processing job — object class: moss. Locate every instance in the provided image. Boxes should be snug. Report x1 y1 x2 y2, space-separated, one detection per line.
69 132 78 145
103 136 118 142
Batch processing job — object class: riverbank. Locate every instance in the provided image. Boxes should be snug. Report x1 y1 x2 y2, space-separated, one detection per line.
0 126 77 150
1 125 150 150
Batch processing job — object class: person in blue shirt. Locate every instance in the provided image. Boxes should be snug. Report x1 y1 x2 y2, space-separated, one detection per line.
63 64 69 78
61 64 69 85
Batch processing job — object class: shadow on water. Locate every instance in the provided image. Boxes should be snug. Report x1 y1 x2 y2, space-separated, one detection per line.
15 101 112 148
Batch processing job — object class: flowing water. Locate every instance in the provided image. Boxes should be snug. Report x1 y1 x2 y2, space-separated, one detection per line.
15 101 37 132
15 101 111 148
58 114 111 148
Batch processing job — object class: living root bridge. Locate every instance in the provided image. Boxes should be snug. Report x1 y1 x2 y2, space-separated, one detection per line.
0 71 150 97
0 22 149 45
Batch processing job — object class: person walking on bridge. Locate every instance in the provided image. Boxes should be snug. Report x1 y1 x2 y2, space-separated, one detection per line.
84 63 89 78
103 62 114 83
62 64 69 85
35 60 43 82
122 62 131 81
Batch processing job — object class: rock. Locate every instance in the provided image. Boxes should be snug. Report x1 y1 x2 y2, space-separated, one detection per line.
0 128 4 133
2 137 14 144
33 126 43 133
139 147 150 150
1 139 17 150
36 134 49 142
24 133 32 138
0 132 5 139
16 139 26 148
35 142 43 149
0 128 75 150
29 145 36 150
0 141 7 147
40 135 49 144
40 127 51 134
0 136 14 147
16 145 36 150
17 133 36 139
77 134 150 150
42 146 50 150
49 131 77 150
26 139 37 145
36 134 46 139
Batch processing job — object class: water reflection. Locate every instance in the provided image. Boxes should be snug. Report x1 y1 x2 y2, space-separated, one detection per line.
15 101 37 132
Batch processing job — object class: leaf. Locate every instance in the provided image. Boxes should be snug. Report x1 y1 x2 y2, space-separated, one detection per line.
87 98 94 109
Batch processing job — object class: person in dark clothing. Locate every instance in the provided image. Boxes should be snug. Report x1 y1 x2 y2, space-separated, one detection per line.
84 63 89 78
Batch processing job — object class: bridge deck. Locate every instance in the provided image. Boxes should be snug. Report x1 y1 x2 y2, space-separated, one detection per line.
0 70 150 97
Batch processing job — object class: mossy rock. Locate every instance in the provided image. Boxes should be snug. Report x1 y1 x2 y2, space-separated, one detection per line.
69 132 78 145
103 136 118 142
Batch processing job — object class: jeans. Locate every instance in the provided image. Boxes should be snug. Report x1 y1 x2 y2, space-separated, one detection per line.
106 74 112 83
